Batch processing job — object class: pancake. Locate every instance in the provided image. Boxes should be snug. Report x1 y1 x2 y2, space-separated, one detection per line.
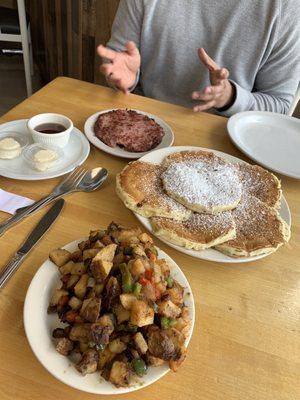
161 150 225 169
238 164 281 209
116 161 191 221
161 158 242 214
215 195 290 257
150 211 236 250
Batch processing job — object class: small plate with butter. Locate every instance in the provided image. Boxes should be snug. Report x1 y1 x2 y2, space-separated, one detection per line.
0 119 90 181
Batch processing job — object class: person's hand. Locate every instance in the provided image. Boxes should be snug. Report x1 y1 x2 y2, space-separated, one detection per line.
97 41 141 94
192 48 234 112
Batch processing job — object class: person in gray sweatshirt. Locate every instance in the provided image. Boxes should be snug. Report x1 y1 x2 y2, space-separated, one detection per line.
97 0 300 117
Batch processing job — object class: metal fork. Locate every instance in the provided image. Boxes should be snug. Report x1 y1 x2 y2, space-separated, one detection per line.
0 166 87 236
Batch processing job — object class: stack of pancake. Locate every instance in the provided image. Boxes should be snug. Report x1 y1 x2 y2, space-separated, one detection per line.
116 150 290 257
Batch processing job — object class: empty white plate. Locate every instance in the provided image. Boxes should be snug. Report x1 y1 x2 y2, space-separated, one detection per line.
227 111 300 179
84 109 174 159
0 119 90 180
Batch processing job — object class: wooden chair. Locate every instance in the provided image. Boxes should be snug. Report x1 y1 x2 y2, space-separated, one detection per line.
0 0 33 96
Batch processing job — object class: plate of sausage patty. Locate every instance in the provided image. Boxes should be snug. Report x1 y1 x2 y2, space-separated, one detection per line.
84 109 174 159
24 222 194 395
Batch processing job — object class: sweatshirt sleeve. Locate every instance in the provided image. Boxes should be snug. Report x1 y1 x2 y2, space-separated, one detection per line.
218 0 300 117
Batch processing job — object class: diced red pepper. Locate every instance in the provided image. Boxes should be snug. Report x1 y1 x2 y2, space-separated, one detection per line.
139 276 149 286
145 269 153 280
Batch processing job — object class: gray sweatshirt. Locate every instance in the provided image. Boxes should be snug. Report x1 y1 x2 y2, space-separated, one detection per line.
107 0 300 116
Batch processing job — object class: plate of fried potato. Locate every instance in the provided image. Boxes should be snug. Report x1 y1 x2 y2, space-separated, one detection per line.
24 222 195 394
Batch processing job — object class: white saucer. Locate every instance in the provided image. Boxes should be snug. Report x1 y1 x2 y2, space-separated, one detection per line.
24 239 195 395
227 111 300 179
84 109 174 159
134 146 291 264
0 119 90 180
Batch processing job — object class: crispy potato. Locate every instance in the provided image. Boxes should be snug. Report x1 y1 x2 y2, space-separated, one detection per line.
146 353 164 367
49 248 71 267
70 250 83 262
158 300 181 319
92 240 105 249
68 296 82 311
130 300 154 327
69 323 91 341
78 240 90 251
109 338 127 354
74 274 89 299
66 274 80 289
83 248 100 261
76 349 98 375
134 332 148 354
59 260 75 275
130 258 145 277
114 303 130 323
49 289 68 306
90 244 117 281
120 293 136 310
109 361 130 387
156 258 170 277
71 262 87 275
166 282 184 306
169 347 187 372
111 227 142 243
98 347 115 369
138 232 153 244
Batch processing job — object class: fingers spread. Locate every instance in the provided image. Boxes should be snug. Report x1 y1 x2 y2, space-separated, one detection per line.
193 100 216 112
100 63 113 76
198 47 219 71
97 45 116 61
210 68 229 85
192 86 223 101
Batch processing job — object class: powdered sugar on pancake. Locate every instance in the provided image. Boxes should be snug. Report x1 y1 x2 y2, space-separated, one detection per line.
162 160 242 213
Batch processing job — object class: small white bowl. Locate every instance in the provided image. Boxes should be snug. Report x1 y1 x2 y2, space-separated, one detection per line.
27 113 73 148
23 143 64 171
0 131 29 159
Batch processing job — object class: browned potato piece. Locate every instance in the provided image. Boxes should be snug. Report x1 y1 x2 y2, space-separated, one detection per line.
49 248 71 267
130 258 145 278
174 317 191 338
76 349 98 375
71 262 87 275
114 303 130 323
146 353 164 367
138 232 153 244
78 240 90 251
166 282 184 306
69 323 91 341
49 289 68 306
93 240 105 249
108 338 127 354
55 337 73 355
109 361 130 387
59 260 75 275
158 300 181 319
132 245 146 257
134 332 148 354
157 259 170 277
66 274 80 289
169 347 187 372
111 227 142 243
83 248 100 261
153 263 162 283
98 347 115 369
68 296 82 311
90 244 117 281
74 274 89 299
80 297 101 322
130 300 154 327
70 250 82 262
120 293 136 310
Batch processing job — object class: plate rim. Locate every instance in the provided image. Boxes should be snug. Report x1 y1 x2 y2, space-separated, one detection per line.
84 109 174 159
227 111 300 180
134 145 291 264
23 238 195 395
0 119 90 181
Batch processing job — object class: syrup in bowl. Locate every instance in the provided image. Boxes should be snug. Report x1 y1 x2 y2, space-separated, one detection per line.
34 123 67 134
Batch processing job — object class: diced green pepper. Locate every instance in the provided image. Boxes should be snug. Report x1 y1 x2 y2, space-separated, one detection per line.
133 282 142 297
160 316 170 330
119 263 133 293
166 276 174 288
168 318 177 327
131 358 147 376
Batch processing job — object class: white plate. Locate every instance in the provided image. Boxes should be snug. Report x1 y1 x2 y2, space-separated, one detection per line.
227 111 300 179
24 239 195 395
134 146 291 264
84 109 174 159
0 119 90 180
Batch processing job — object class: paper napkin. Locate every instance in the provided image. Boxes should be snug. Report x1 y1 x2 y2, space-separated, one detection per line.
0 188 34 215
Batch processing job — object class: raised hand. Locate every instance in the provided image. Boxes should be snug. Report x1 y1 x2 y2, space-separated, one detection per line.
97 41 141 94
192 48 234 112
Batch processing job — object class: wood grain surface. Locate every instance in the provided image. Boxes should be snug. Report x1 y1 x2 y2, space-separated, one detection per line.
0 77 299 400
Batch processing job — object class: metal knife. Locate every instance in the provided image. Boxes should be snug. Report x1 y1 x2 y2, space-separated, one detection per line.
0 198 65 289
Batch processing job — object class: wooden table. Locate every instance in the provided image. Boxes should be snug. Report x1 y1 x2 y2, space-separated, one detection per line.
0 77 299 400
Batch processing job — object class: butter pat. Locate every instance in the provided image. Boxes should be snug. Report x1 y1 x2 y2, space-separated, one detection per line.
0 137 22 159
33 149 58 171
